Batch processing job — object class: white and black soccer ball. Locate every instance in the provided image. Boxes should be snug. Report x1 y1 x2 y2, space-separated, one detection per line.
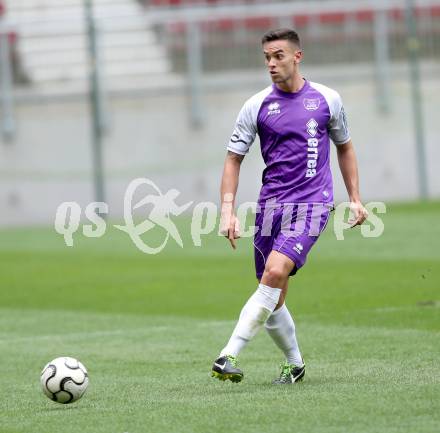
40 357 89 404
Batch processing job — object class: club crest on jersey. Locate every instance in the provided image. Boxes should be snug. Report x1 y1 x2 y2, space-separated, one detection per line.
267 102 281 115
303 98 320 111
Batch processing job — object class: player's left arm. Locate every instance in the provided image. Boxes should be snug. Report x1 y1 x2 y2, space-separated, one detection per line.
336 140 368 227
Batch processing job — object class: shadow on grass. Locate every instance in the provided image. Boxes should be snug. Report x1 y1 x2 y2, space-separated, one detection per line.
43 403 88 412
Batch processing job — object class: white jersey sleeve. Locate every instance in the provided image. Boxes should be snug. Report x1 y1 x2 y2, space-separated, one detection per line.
227 86 272 155
309 81 351 145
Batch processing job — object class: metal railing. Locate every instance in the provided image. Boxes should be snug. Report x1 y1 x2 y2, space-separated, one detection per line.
0 17 16 141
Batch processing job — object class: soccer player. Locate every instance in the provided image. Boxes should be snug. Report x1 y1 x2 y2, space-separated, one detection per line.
211 29 368 384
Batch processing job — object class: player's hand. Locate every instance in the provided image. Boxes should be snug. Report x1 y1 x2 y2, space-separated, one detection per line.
220 213 241 249
348 201 368 227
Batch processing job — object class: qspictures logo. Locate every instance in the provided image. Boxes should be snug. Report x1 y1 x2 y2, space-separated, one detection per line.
54 178 386 254
113 178 193 254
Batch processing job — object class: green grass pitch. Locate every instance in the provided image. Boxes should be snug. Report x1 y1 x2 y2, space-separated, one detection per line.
0 201 439 433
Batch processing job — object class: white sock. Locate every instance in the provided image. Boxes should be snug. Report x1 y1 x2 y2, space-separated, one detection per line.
220 284 282 358
264 303 303 366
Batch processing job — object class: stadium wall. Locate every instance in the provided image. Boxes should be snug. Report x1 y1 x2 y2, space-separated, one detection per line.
0 65 439 226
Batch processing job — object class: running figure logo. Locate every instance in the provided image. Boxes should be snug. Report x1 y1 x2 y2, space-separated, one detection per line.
115 178 193 254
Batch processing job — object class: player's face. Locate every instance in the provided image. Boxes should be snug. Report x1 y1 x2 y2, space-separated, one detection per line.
263 40 302 85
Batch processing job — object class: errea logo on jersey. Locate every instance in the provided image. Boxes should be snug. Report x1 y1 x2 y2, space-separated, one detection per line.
267 102 281 115
294 242 304 254
305 118 319 178
306 118 318 137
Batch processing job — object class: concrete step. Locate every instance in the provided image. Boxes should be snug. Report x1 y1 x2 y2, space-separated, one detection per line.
20 31 157 54
23 45 168 68
8 0 136 13
15 17 153 37
7 0 172 90
15 72 184 98
8 0 150 32
30 58 170 81
10 4 146 22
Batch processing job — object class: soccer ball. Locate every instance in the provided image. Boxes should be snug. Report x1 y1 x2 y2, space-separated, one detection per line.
40 357 89 404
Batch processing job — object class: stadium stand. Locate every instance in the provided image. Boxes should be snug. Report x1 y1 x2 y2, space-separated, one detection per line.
3 0 440 93
5 0 171 90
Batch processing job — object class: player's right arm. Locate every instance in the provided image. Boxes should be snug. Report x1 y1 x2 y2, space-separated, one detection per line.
220 95 259 249
220 151 244 249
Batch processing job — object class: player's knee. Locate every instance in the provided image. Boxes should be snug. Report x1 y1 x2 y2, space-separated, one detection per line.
263 265 286 286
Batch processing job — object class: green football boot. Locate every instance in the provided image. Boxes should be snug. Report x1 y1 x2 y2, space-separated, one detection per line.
211 355 243 383
272 361 305 384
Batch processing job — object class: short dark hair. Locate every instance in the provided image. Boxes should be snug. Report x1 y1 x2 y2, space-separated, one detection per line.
261 28 301 48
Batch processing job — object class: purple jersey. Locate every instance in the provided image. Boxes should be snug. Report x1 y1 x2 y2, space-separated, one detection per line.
227 80 350 205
